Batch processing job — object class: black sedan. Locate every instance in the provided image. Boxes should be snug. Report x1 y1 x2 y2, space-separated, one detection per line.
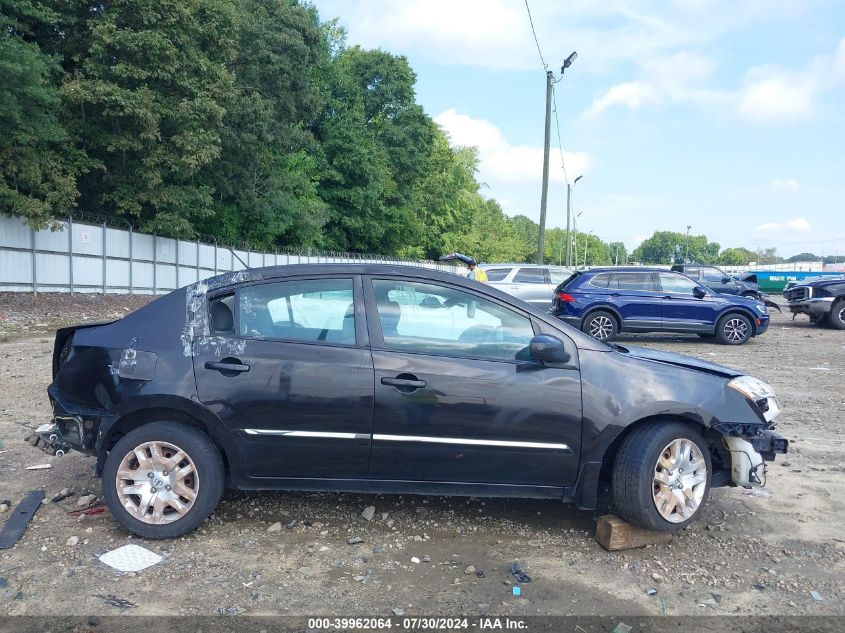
47 264 788 538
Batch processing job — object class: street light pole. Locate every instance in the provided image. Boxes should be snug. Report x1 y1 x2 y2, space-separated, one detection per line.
565 175 582 267
538 51 577 267
684 225 692 263
536 70 554 266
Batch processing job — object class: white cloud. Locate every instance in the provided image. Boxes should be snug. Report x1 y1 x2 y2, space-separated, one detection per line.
736 65 817 121
769 178 800 192
753 217 812 238
434 108 593 185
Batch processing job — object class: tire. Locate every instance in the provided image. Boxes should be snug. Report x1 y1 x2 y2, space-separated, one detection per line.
715 312 752 345
828 299 845 330
101 421 224 539
582 310 618 341
611 421 712 532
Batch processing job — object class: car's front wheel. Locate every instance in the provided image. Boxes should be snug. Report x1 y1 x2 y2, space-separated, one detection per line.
102 422 224 538
582 310 618 341
611 421 712 532
716 312 752 345
829 299 845 330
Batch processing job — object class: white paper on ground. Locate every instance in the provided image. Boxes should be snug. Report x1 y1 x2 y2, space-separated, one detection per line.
99 543 163 573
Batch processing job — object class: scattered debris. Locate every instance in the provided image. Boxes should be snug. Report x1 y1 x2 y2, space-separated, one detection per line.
464 565 476 575
361 506 376 521
267 522 282 533
353 574 367 582
810 591 823 601
96 594 136 609
745 489 771 498
76 494 97 507
646 588 658 596
512 586 521 596
25 464 51 470
218 606 246 616
68 504 106 518
51 490 74 503
410 557 421 564
346 536 364 545
510 562 531 583
372 545 387 554
0 491 45 550
66 536 80 547
0 578 7 588
651 572 663 582
612 624 632 633
99 544 163 573
475 568 485 578
392 608 405 616
0 501 9 513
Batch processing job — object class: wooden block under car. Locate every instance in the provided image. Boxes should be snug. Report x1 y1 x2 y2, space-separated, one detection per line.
595 514 673 551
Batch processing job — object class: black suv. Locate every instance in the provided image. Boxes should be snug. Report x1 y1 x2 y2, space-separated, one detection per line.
671 264 760 297
785 277 845 328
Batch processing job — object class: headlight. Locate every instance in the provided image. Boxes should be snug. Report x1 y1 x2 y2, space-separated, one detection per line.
728 375 780 422
754 303 768 315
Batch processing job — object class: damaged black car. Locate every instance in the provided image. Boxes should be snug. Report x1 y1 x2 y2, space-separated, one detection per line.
46 264 788 538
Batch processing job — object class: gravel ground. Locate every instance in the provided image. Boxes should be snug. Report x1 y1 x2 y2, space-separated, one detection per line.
0 293 843 617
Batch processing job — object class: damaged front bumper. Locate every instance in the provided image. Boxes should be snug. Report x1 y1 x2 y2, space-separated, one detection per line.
724 430 789 488
788 297 834 316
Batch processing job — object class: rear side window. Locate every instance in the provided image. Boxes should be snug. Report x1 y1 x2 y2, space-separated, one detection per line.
238 278 355 345
589 272 611 288
615 272 656 291
548 268 570 284
513 268 547 284
484 268 512 282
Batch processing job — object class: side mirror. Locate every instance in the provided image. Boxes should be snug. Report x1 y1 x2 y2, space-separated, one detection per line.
693 286 708 299
529 335 570 364
721 276 731 284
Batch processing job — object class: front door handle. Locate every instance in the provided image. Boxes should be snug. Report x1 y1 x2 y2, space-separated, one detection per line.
205 360 250 373
381 376 426 390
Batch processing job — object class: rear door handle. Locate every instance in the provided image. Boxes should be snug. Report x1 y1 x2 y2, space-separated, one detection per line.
205 361 250 373
381 377 426 389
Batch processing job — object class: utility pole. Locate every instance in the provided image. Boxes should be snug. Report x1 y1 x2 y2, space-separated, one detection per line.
565 175 582 266
536 70 553 266
537 51 577 267
684 225 692 263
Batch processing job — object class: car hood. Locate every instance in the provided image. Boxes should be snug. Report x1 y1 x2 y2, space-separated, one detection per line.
615 345 742 378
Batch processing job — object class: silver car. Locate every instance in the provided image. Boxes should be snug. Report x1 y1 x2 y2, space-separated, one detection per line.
480 264 572 311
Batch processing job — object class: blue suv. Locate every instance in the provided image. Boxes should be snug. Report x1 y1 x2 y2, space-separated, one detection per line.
551 267 770 345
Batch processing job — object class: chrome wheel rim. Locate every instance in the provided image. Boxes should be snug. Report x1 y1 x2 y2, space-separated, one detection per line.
838 306 845 324
589 316 614 340
724 318 748 342
115 441 198 525
652 438 707 523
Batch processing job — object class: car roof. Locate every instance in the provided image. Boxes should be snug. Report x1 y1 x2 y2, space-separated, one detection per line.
479 263 567 269
584 267 672 274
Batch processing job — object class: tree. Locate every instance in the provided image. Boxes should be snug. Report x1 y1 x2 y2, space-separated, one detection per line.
755 247 783 265
607 241 627 265
719 247 756 265
632 231 720 264
0 0 84 227
787 252 819 263
61 0 239 236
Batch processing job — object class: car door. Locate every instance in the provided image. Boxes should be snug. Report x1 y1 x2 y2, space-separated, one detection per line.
701 266 737 295
657 272 717 331
606 271 662 330
507 267 553 310
192 276 374 479
364 276 582 488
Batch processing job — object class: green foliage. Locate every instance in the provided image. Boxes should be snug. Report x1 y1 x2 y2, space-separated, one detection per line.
632 231 720 265
787 252 819 263
0 0 84 226
719 247 756 265
754 247 783 265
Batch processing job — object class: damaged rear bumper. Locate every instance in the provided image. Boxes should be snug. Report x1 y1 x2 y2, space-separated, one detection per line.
47 385 111 456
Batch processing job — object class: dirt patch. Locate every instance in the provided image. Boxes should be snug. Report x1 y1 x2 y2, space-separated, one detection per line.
0 299 842 617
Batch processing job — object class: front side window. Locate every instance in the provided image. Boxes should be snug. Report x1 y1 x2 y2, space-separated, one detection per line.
702 267 726 283
484 268 513 282
238 278 355 344
513 268 548 284
615 272 656 291
658 272 700 295
371 279 534 361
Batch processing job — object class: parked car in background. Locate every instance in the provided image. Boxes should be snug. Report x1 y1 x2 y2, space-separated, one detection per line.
783 273 845 295
785 276 845 329
480 264 570 311
671 264 761 297
551 267 770 345
46 263 786 538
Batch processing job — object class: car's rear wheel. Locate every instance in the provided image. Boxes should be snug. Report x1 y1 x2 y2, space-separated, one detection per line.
715 312 752 345
829 299 845 330
102 422 224 538
582 310 618 341
611 421 712 532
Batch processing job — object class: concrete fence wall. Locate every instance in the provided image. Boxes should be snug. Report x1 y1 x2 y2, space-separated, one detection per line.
0 215 458 294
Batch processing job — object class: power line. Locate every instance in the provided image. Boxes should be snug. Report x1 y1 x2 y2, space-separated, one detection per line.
523 0 548 70
551 85 570 186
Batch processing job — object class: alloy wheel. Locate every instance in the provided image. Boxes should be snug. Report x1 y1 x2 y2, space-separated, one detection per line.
115 441 199 524
723 318 748 343
589 315 614 340
652 438 707 523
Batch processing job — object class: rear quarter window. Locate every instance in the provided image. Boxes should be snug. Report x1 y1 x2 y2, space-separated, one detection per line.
484 268 512 282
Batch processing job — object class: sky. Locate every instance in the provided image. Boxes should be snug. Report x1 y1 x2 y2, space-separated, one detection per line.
315 0 845 259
